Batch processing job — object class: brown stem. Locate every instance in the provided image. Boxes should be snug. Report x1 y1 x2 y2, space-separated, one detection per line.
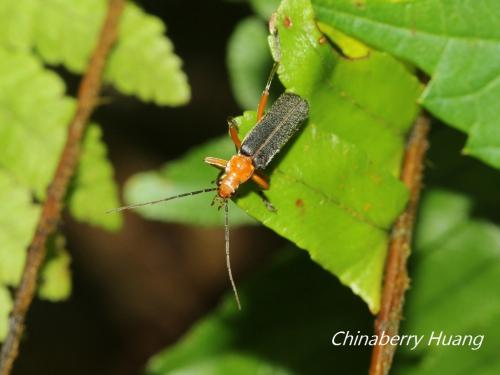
369 114 430 375
0 1 124 374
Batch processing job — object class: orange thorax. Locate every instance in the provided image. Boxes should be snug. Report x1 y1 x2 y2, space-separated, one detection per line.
218 154 254 198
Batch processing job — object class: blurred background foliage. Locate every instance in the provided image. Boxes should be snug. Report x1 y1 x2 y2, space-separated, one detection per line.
0 0 499 374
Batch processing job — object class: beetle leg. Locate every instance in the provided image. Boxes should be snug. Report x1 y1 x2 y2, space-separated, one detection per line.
256 62 279 121
251 171 270 190
210 170 225 185
257 190 277 212
252 172 276 211
204 157 228 170
227 118 242 150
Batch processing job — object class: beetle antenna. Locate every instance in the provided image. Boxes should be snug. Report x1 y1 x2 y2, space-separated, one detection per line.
224 199 241 310
106 187 218 213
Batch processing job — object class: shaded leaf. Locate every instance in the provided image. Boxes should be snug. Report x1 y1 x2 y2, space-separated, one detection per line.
124 137 255 227
69 124 122 231
423 127 500 223
234 0 421 312
393 189 500 374
146 188 500 375
147 249 372 375
313 0 500 169
227 17 274 110
249 0 281 20
316 21 370 59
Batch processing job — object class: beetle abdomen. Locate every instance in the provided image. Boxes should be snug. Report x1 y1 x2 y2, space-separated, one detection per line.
240 92 309 170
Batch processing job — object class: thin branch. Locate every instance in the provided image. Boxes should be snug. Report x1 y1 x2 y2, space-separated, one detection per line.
0 1 125 374
369 114 431 375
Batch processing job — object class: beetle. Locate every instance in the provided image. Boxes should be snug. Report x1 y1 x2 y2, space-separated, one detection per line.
109 63 309 309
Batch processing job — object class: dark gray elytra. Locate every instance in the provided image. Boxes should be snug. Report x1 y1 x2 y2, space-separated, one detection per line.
240 92 309 170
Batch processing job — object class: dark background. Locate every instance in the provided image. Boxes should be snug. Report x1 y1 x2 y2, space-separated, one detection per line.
13 1 287 374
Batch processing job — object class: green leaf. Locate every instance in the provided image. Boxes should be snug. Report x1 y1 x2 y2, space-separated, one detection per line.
233 0 421 313
0 48 74 199
0 0 190 106
0 49 121 230
0 0 188 342
105 2 190 105
0 48 121 338
146 249 373 375
316 21 371 59
227 17 274 110
393 189 500 374
38 234 72 301
69 124 122 231
313 0 500 169
0 286 13 342
0 172 40 286
0 0 37 51
124 137 255 227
